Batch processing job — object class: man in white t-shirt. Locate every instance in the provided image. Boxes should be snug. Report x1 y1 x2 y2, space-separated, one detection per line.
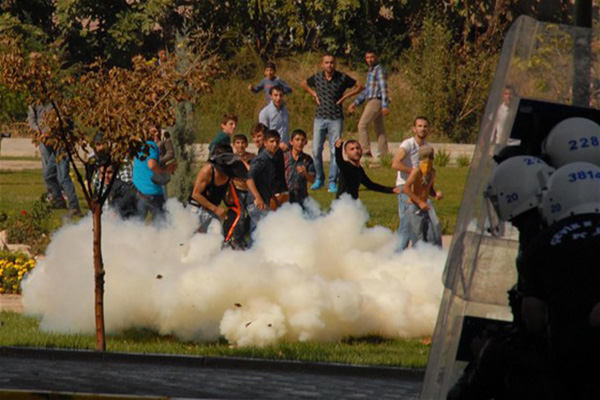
392 116 431 250
492 86 514 145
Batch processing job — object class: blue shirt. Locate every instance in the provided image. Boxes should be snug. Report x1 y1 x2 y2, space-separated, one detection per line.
354 63 390 109
133 141 163 196
259 102 290 144
251 77 293 102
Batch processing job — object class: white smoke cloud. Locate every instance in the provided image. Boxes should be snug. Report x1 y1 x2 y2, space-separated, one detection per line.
22 197 447 347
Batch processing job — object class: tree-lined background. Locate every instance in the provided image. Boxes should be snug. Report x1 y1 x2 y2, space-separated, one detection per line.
0 0 596 144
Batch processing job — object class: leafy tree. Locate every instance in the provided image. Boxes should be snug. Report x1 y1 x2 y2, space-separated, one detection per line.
403 4 512 142
0 33 219 350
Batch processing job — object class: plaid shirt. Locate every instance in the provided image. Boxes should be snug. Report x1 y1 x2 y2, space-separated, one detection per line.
354 63 390 109
284 151 315 203
92 162 133 195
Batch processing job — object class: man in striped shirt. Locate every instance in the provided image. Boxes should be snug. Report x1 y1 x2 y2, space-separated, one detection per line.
348 50 390 158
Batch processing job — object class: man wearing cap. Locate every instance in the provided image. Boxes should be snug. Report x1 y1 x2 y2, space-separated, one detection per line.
189 144 263 234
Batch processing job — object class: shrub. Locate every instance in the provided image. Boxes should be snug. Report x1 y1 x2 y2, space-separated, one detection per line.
456 154 471 167
0 194 53 255
403 9 498 143
434 148 451 167
0 250 35 294
379 153 393 169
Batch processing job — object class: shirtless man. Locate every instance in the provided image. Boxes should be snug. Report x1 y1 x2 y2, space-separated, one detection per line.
402 145 443 247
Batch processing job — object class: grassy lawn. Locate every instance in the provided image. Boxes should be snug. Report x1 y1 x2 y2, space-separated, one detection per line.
0 312 430 368
309 164 468 234
0 168 88 230
0 165 468 235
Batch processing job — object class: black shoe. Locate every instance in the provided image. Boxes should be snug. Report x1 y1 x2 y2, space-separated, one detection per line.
51 202 69 210
68 209 84 218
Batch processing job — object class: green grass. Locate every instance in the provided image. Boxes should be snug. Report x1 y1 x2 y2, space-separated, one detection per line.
0 156 41 161
0 169 88 227
309 165 467 234
0 165 468 235
0 312 430 368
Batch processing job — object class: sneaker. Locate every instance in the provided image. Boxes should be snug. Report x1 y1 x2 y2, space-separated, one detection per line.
328 183 338 193
311 180 324 190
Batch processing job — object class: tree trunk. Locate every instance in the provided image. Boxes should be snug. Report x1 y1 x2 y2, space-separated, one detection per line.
92 201 106 351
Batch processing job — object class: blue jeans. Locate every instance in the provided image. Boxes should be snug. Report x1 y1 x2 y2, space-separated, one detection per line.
136 192 165 222
396 187 410 251
189 205 219 233
246 202 268 247
312 118 343 185
406 202 442 247
39 143 79 210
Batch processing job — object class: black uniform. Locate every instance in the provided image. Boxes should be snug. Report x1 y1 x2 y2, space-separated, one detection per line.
521 213 600 398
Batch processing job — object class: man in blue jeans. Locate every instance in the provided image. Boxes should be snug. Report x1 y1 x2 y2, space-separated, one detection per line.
392 116 431 250
300 54 363 193
28 103 82 217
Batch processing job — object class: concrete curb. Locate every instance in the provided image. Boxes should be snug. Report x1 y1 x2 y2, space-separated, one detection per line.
0 346 425 381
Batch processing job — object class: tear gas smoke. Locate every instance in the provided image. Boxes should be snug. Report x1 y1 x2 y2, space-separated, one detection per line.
22 197 447 347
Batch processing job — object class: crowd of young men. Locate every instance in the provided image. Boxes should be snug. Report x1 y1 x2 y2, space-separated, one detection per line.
55 52 443 251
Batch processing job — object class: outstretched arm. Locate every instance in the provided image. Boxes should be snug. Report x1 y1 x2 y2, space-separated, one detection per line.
360 170 398 194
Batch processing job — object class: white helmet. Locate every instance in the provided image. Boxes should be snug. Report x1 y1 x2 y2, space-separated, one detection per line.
539 161 600 225
542 117 600 168
484 156 554 221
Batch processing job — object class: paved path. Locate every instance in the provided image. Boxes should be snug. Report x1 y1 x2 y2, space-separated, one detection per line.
0 348 423 399
0 138 475 163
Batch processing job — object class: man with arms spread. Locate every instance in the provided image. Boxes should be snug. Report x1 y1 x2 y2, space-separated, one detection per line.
334 138 399 200
300 54 363 193
348 50 391 159
392 116 431 250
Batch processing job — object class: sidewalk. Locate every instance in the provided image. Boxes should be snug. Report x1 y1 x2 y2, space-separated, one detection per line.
0 138 475 164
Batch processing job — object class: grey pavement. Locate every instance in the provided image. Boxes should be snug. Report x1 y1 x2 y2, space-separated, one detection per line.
0 347 423 399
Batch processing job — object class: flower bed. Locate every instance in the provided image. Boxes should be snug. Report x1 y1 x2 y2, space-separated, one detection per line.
0 250 35 294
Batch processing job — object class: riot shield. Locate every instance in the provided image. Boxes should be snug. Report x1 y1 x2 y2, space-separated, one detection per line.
421 15 600 399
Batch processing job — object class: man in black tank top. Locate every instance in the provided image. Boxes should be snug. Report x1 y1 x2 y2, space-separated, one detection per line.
189 145 264 234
